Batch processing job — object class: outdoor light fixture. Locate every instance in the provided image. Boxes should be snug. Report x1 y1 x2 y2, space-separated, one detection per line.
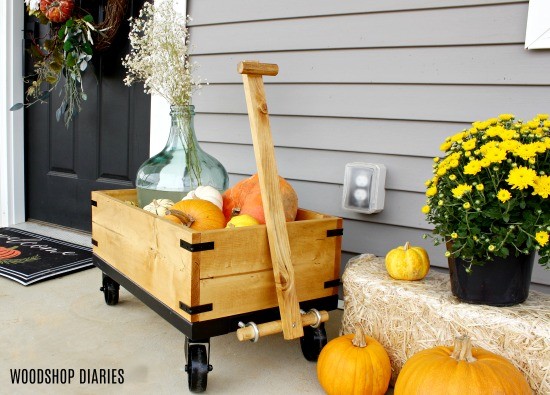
342 163 386 214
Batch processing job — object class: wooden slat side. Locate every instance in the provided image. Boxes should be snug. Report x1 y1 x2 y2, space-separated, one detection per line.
94 189 138 203
92 221 193 321
333 218 344 280
91 190 196 321
197 260 338 321
190 231 203 311
199 217 341 279
92 189 195 245
295 208 328 221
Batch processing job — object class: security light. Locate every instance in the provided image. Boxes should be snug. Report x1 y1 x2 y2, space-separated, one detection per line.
342 163 386 214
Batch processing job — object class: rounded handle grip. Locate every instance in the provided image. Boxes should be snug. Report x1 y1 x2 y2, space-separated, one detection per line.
238 61 279 76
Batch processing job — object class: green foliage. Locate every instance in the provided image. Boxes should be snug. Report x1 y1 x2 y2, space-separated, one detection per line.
20 6 97 127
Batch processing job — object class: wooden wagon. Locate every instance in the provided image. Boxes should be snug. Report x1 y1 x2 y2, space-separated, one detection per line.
91 62 343 392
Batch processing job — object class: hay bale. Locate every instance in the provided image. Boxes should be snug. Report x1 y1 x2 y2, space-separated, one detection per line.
341 254 550 394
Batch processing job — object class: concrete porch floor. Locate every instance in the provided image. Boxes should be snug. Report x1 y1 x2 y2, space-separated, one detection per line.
1 221 374 395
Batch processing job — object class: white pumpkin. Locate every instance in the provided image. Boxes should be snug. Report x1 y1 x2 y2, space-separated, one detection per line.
143 199 175 216
182 186 223 210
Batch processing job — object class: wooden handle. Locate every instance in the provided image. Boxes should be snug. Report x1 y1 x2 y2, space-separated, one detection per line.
237 310 330 342
238 61 279 76
241 63 303 340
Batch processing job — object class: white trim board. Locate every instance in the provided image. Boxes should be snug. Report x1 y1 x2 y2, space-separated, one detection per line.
0 0 25 227
525 0 550 49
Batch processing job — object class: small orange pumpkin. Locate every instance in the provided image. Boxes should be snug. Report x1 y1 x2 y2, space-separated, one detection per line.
222 174 298 224
167 199 226 231
394 335 532 394
40 0 75 23
0 247 21 259
317 324 391 395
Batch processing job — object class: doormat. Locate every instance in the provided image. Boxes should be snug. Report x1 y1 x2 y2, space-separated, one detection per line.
0 227 93 286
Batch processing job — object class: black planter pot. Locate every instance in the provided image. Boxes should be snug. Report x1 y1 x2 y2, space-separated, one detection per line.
448 253 536 307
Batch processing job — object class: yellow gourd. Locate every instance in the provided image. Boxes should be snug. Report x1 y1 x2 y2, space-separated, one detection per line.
385 241 430 280
225 214 260 228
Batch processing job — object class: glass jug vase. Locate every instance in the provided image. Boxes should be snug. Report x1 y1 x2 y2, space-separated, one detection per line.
136 105 229 207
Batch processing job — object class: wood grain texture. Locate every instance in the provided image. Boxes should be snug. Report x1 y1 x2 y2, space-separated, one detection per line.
241 68 304 339
198 263 336 321
238 60 279 76
198 216 341 279
91 190 196 321
91 190 343 323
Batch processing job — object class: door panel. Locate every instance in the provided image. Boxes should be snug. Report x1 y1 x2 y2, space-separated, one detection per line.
25 0 150 231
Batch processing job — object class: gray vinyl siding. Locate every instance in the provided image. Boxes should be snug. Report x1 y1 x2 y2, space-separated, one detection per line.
187 0 550 287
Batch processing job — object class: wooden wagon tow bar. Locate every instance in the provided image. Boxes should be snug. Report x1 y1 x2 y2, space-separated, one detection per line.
236 60 330 342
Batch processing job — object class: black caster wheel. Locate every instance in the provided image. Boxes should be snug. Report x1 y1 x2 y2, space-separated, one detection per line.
185 344 211 393
100 274 119 306
300 322 328 362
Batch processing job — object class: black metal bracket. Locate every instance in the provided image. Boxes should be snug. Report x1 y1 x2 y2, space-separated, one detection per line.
326 228 343 237
180 239 214 252
91 239 98 247
91 200 98 207
324 279 341 289
180 301 213 315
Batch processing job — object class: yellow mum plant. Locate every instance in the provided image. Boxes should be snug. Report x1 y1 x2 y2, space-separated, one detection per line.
423 114 550 271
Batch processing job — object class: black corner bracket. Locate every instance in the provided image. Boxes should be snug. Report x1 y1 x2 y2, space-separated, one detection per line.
180 239 215 252
179 301 213 315
326 228 343 237
324 279 341 289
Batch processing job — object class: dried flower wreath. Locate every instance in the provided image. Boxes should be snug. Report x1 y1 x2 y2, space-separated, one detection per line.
12 0 129 127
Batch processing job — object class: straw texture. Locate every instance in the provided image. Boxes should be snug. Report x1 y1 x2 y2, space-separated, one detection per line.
341 254 550 394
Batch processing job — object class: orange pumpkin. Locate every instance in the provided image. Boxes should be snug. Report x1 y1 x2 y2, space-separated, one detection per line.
0 247 21 259
222 174 298 224
317 325 391 395
40 0 75 23
394 335 532 394
167 199 226 231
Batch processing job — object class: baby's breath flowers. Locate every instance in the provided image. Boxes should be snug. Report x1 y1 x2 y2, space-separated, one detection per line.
122 0 205 106
424 114 550 270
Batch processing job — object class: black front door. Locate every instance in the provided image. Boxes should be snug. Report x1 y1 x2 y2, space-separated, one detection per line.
24 0 150 231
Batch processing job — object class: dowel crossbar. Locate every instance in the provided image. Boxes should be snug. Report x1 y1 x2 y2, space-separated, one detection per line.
237 310 330 342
